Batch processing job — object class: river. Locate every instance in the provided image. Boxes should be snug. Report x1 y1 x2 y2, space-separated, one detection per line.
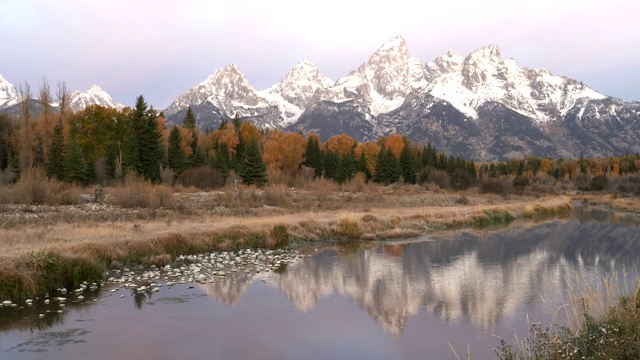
1 208 639 359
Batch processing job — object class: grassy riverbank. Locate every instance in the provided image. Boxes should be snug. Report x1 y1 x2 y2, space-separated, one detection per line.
495 272 640 359
0 186 572 299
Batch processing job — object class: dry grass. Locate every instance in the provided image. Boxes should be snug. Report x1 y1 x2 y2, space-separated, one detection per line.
496 271 640 359
0 177 576 299
0 168 83 206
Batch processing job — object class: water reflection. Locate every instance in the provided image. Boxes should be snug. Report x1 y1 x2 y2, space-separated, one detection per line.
2 208 640 355
197 212 640 337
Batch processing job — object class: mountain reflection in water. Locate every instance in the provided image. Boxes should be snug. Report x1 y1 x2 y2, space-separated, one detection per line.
200 214 640 337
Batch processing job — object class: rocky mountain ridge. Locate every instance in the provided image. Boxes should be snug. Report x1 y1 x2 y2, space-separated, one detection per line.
2 36 639 161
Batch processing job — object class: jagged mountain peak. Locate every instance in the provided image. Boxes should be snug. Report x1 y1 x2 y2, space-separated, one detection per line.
201 64 254 93
376 35 408 52
0 73 18 109
467 44 502 59
270 60 333 106
69 84 125 111
319 35 427 116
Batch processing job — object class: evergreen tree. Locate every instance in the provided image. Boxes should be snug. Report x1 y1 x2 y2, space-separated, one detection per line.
64 140 86 184
187 132 206 168
467 161 477 180
399 144 417 184
238 140 267 186
210 142 231 177
335 151 357 184
9 148 20 182
122 95 147 175
140 108 163 183
46 123 66 180
232 112 242 129
374 148 401 185
84 160 97 186
356 152 372 181
304 135 323 178
323 151 339 180
122 96 163 182
105 143 118 182
167 126 186 178
183 106 196 131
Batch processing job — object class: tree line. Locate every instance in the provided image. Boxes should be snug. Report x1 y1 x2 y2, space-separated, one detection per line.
3 85 638 191
0 91 477 188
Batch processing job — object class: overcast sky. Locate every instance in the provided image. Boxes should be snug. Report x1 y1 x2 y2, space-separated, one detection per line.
1 0 638 108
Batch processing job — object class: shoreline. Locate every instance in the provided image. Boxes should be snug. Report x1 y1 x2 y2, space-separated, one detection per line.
0 192 575 299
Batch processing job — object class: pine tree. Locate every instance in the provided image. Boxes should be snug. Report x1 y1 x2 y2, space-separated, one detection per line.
123 96 163 182
105 143 118 182
399 144 417 184
210 142 231 177
84 160 97 186
46 123 66 180
9 148 21 182
64 140 86 184
335 151 357 184
323 151 339 180
374 148 400 185
167 126 186 178
140 107 163 183
183 106 196 131
232 112 242 129
238 140 267 186
357 152 371 181
304 135 323 178
187 131 206 168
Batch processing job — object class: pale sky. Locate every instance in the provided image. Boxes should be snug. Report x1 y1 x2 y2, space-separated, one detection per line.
1 0 638 108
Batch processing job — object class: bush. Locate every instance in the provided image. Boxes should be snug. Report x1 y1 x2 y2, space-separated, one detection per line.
177 166 225 189
590 175 609 191
267 224 290 249
336 213 363 239
575 174 591 191
109 173 155 208
3 167 81 205
513 175 530 189
450 168 474 190
480 178 510 196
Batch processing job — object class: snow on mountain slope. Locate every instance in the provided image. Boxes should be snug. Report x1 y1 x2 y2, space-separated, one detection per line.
69 84 125 111
258 60 333 126
425 44 606 122
317 35 427 116
0 74 18 109
164 64 277 121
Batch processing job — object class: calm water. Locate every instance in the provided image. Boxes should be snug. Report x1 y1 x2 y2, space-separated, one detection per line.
1 208 640 360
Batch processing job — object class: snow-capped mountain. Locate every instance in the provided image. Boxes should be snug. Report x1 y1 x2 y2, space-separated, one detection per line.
0 74 18 109
317 35 427 117
164 64 282 129
69 84 125 111
163 35 640 160
424 44 606 122
165 62 333 129
258 60 333 126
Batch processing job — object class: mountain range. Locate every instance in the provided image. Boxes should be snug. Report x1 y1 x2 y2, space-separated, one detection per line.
2 36 639 161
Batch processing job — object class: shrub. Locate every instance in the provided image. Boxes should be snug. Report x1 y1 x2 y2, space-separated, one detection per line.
480 178 510 196
4 167 81 205
575 173 591 191
109 173 154 208
177 166 226 189
513 175 530 189
267 224 290 249
337 213 363 239
590 175 609 191
450 168 474 190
